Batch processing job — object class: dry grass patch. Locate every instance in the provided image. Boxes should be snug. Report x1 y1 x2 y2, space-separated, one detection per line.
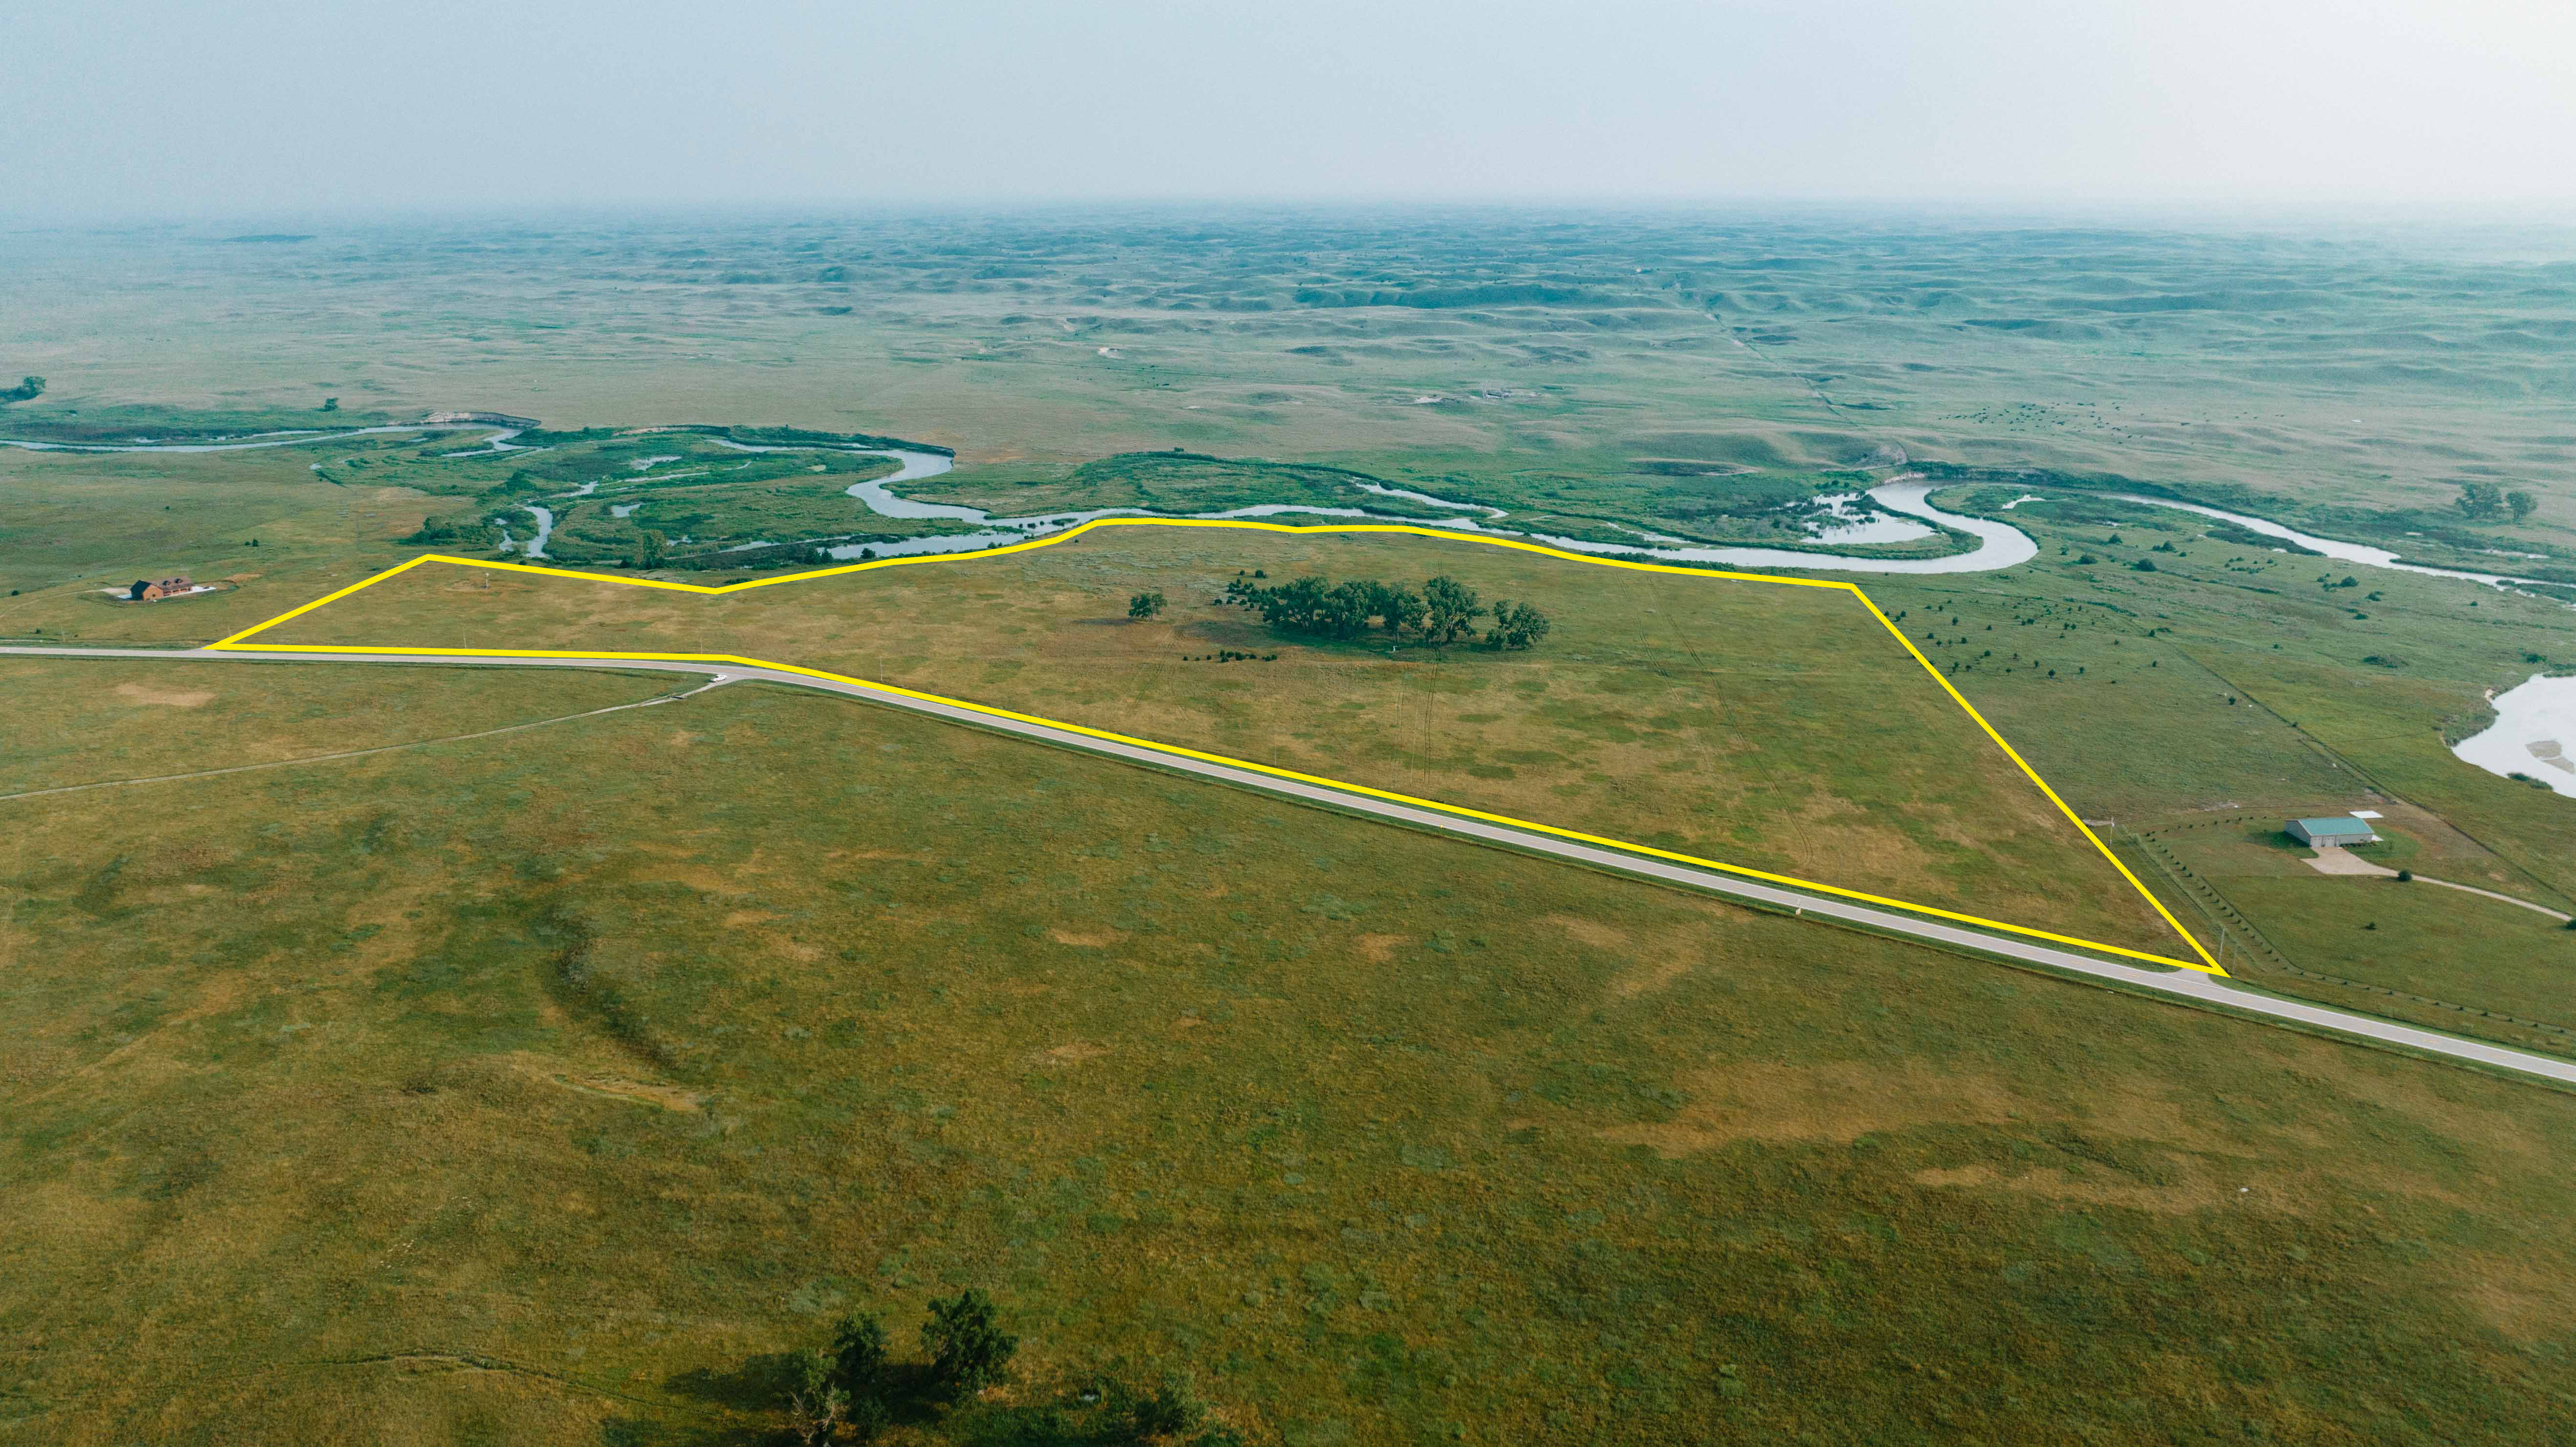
1034 1042 1113 1065
1545 910 1726 998
1353 932 1407 962
1907 1162 2246 1215
1599 1060 2039 1155
111 681 216 708
514 1057 706 1113
2450 1252 2576 1342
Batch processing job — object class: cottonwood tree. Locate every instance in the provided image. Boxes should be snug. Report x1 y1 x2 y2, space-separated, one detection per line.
1244 575 1371 638
1368 581 1423 640
1486 599 1552 650
1420 575 1484 647
2508 489 2538 522
1128 589 1167 620
1324 580 1376 638
1231 570 1552 655
784 1350 850 1446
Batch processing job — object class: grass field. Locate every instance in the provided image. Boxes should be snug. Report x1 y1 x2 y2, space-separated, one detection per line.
2220 874 2569 1023
238 525 2195 959
0 441 438 651
1864 496 2574 884
1865 489 2571 827
0 659 682 797
6 663 2576 1446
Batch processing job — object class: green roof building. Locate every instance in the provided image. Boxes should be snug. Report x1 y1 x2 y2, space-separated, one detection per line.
2287 816 2381 848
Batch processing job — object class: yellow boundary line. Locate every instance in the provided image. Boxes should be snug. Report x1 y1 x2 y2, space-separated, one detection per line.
208 517 2224 976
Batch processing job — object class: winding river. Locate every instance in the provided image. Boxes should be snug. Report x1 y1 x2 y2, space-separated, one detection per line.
2109 494 2561 590
8 422 2562 590
770 445 2557 590
0 423 530 455
15 418 2571 803
708 445 2046 575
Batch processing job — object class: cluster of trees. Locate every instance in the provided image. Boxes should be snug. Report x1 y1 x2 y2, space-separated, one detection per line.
0 376 43 404
771 1290 1249 1445
783 1290 1020 1443
1221 571 1552 650
2458 482 2540 523
402 511 499 546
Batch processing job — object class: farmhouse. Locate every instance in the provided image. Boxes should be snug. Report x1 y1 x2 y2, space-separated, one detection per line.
130 575 195 601
2286 816 2380 849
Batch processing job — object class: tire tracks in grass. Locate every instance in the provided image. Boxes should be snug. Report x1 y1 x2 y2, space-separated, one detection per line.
0 676 719 804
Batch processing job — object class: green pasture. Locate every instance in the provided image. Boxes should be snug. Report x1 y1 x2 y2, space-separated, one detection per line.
248 525 2193 958
5 666 2575 1445
0 659 677 797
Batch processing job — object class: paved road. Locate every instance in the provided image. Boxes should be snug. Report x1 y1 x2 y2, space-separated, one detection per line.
11 642 2574 1088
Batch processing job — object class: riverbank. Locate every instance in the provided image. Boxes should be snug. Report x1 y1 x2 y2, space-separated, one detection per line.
2454 674 2576 799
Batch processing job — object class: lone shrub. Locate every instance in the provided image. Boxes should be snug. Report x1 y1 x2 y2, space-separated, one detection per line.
783 1350 848 1447
923 1289 1017 1399
1125 1375 1208 1438
831 1310 890 1401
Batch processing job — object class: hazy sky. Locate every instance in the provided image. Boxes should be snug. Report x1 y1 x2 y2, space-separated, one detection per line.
8 0 2575 218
